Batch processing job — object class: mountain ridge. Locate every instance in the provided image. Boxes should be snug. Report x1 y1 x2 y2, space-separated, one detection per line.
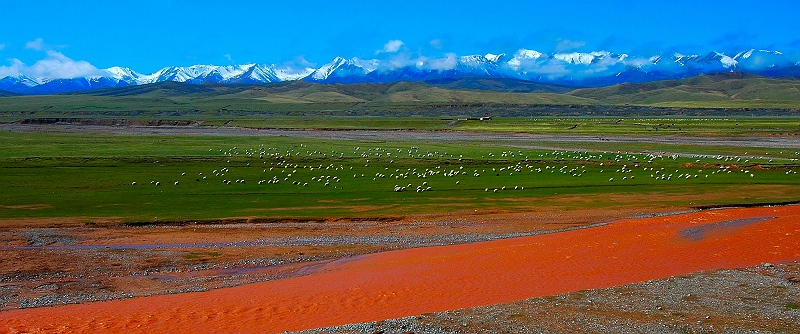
1 48 799 95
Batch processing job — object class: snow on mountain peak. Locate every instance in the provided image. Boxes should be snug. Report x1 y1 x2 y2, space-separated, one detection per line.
1 73 41 87
350 57 379 72
213 64 251 80
103 66 151 84
310 57 377 81
459 55 483 65
737 49 755 59
459 54 505 68
311 57 346 80
273 66 315 81
673 53 700 66
553 51 607 65
516 49 544 60
484 53 505 63
715 52 738 68
649 55 662 64
104 66 136 78
507 49 545 71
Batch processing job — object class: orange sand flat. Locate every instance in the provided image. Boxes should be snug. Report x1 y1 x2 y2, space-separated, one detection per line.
3 205 800 333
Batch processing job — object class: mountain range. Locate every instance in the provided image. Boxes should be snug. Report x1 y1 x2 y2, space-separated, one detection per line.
1 73 798 115
1 49 798 95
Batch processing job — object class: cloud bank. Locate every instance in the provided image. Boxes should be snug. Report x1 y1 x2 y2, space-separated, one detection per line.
0 51 103 79
376 40 404 54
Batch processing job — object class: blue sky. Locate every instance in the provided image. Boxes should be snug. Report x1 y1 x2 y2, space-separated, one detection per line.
2 0 799 74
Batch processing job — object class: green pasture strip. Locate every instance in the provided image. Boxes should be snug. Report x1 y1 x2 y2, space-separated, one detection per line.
202 116 453 130
2 131 800 222
207 116 800 135
6 111 800 137
514 141 800 161
454 117 800 136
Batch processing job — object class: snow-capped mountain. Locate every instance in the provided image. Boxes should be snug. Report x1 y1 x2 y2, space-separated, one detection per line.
455 53 506 76
26 77 130 94
551 51 625 65
274 66 315 81
0 73 133 95
104 66 146 84
1 48 799 94
304 53 509 84
507 49 545 71
0 74 41 93
306 57 379 82
225 64 280 84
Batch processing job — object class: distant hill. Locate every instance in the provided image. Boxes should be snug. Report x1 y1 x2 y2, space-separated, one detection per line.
570 73 800 108
0 89 18 97
422 77 575 93
75 81 238 98
0 80 595 114
1 74 799 113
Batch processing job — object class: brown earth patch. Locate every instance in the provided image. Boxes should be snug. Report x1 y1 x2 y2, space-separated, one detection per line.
4 205 798 333
1 204 53 210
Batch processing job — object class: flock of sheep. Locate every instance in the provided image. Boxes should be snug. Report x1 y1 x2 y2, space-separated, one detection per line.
129 144 797 194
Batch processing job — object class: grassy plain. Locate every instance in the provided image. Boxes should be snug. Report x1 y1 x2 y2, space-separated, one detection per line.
2 126 800 225
202 116 800 136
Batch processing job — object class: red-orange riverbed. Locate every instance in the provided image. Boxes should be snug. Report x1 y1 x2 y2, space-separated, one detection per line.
2 205 799 333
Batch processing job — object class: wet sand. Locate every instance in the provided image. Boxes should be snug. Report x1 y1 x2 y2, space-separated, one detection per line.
2 205 799 333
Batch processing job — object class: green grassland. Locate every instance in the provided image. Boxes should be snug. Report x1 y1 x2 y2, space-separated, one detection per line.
3 131 800 224
201 116 800 136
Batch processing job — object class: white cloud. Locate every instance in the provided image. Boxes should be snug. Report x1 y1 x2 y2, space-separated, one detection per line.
31 51 103 78
514 59 571 79
0 51 103 79
25 38 46 51
429 39 442 49
555 39 586 52
376 40 404 54
0 43 6 51
0 59 26 78
279 55 315 69
623 57 655 69
24 38 65 52
423 53 458 71
224 54 234 63
377 53 413 70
